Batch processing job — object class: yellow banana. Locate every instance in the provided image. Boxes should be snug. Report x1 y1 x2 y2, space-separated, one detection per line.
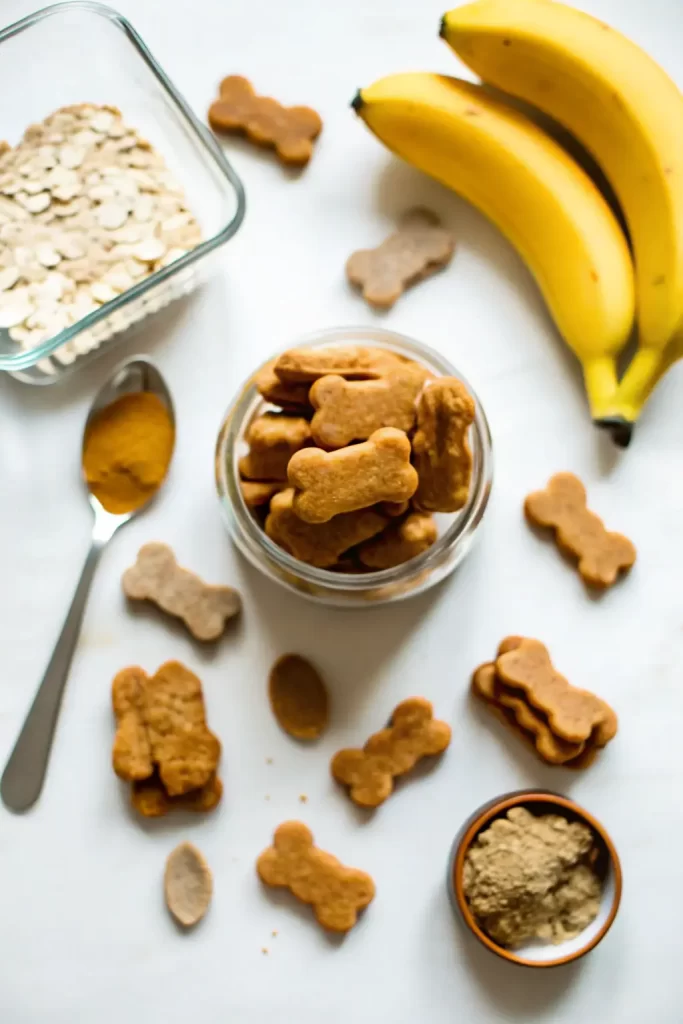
611 328 683 428
352 73 635 417
441 0 683 444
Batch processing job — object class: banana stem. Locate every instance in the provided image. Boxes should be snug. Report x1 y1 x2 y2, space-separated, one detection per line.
583 356 619 420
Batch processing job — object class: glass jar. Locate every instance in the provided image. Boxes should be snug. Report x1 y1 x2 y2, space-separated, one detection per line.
215 327 493 607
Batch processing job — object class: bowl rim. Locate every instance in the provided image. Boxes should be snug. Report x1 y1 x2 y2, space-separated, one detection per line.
0 0 246 372
452 790 623 968
214 325 494 596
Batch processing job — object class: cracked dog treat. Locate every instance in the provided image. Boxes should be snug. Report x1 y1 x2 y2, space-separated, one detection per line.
496 638 618 746
0 104 201 360
309 365 429 449
273 346 400 383
358 511 437 569
122 543 241 641
112 661 221 805
256 821 375 932
463 806 602 947
239 412 312 481
131 772 223 817
331 697 451 807
346 209 455 309
524 473 636 588
265 488 388 567
164 843 213 928
412 378 475 513
288 427 418 523
208 76 322 166
269 654 329 740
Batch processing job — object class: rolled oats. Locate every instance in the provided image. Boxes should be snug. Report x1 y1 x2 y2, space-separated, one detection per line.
0 103 201 364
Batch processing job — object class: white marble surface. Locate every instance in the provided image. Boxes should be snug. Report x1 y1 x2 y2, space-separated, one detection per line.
0 0 682 1020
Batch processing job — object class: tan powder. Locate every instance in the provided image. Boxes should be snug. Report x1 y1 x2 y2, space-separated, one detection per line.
463 806 602 947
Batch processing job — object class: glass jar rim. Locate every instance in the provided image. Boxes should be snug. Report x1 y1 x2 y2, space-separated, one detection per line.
215 326 493 594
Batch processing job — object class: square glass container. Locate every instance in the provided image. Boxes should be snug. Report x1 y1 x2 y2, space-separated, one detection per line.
215 327 493 607
0 1 245 384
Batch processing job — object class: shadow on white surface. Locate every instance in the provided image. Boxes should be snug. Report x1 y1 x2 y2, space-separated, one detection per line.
233 554 447 719
124 595 244 664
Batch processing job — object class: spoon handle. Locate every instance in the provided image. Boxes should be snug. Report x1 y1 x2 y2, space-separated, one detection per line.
1 537 106 813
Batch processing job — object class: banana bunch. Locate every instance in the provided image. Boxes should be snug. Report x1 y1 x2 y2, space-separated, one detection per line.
353 0 683 446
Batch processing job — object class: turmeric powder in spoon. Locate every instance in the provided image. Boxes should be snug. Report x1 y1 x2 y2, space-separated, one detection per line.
82 391 175 515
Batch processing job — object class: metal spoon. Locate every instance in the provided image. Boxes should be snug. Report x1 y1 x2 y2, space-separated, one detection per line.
1 356 175 813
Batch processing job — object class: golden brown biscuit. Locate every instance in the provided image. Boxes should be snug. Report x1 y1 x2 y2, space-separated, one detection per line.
273 346 400 383
239 413 312 481
112 662 221 797
256 821 375 932
111 666 153 782
357 512 437 569
240 480 285 508
472 662 585 764
496 638 618 746
255 361 312 412
122 543 241 641
412 378 475 513
268 654 329 740
524 473 636 588
346 209 455 308
208 76 322 166
331 697 451 807
288 428 418 523
309 365 428 449
131 772 223 817
265 488 388 567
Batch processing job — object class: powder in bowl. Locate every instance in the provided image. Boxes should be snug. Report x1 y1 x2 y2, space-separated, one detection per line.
462 806 602 947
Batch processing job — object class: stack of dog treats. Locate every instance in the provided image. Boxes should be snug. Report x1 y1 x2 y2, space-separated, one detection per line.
472 637 618 768
238 345 476 572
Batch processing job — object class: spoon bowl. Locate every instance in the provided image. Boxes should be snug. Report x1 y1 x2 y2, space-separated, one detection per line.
1 355 175 813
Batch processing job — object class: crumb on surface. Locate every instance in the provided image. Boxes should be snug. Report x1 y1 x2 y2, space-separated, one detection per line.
266 758 273 764
265 794 270 800
272 930 278 938
299 794 308 803
261 947 269 955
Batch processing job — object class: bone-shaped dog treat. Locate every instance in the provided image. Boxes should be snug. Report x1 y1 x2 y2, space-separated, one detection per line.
257 821 375 932
496 638 617 745
255 360 312 412
240 480 284 508
331 698 451 807
309 365 429 449
273 346 402 383
524 472 636 588
472 662 585 765
265 488 388 567
346 209 455 308
112 662 221 797
288 427 418 523
122 543 241 641
131 772 223 818
358 512 437 569
208 76 322 166
412 378 476 513
239 412 312 482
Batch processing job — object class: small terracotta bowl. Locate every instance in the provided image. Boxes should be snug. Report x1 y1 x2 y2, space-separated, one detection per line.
448 790 622 968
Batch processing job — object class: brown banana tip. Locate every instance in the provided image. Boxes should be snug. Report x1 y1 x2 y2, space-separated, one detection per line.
351 90 364 113
594 416 633 449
